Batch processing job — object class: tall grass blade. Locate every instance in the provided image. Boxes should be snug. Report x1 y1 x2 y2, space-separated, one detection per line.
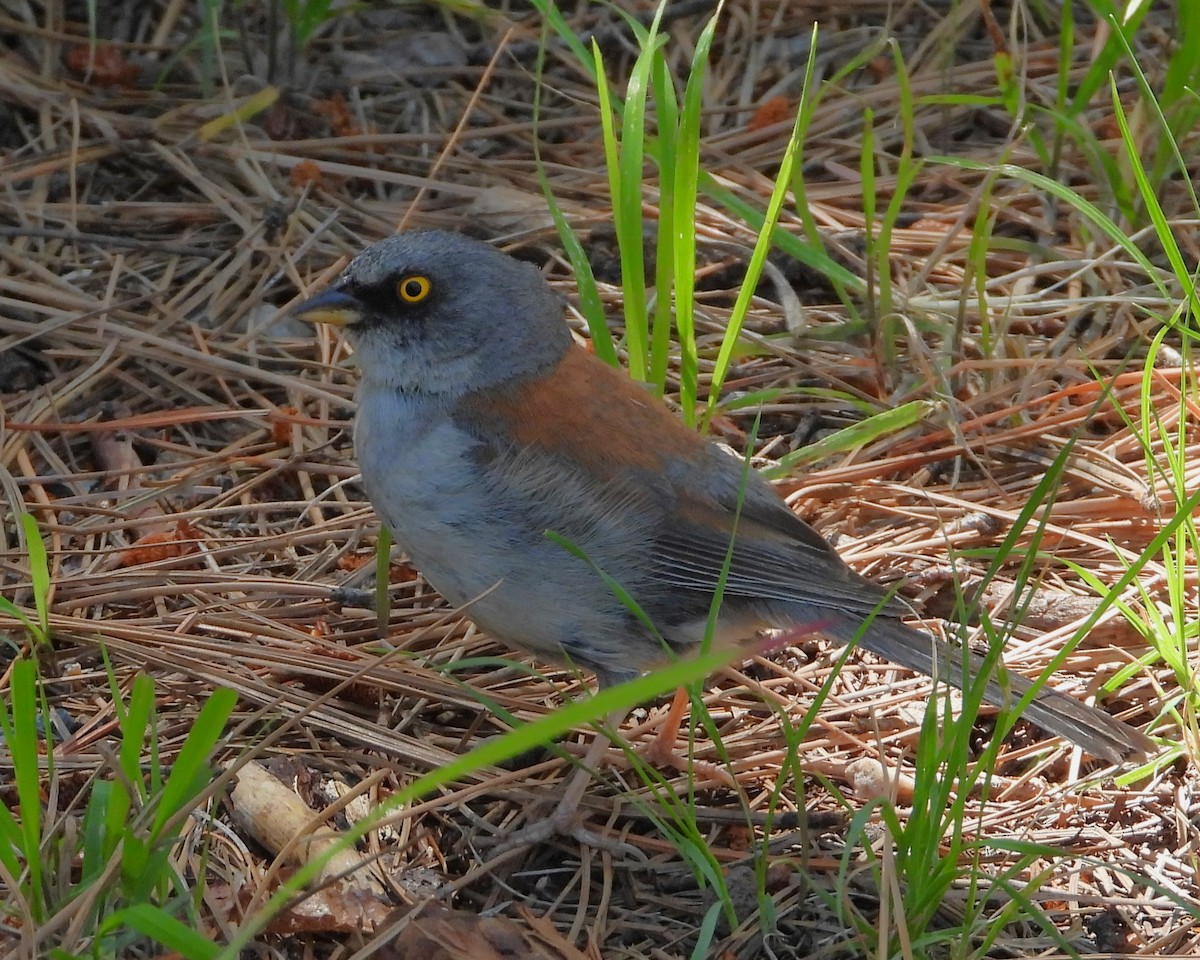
706 25 819 418
5 659 44 921
671 6 722 422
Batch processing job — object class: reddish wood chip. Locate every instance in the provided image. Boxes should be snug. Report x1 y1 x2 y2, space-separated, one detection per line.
289 161 324 191
747 96 792 131
271 405 301 444
63 43 139 87
118 520 203 567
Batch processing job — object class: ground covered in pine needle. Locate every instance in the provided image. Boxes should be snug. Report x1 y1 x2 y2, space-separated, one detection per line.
1 2 1196 957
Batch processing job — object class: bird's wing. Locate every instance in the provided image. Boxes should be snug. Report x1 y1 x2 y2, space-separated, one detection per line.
459 345 901 620
650 450 907 620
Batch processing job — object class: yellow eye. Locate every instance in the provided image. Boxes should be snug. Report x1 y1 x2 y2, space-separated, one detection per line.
397 275 431 303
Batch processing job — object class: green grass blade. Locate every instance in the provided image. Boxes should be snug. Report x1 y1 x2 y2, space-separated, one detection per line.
106 673 155 851
548 202 618 364
7 659 45 921
0 595 37 639
0 793 25 888
524 0 596 83
101 903 221 959
80 779 114 886
764 400 934 476
593 40 637 374
707 25 824 416
19 513 50 643
671 5 722 423
529 23 618 366
928 156 1172 298
697 174 860 290
1107 76 1197 318
872 40 919 339
214 634 749 957
612 26 664 382
374 524 392 632
689 901 725 959
860 104 877 316
150 687 236 837
649 47 678 394
1067 0 1153 115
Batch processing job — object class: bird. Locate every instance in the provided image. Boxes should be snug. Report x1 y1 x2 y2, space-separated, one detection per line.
292 230 1153 844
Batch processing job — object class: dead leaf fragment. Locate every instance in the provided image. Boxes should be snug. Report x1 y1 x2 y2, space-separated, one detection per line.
314 92 354 135
390 562 420 584
289 161 324 191
707 412 746 447
64 43 140 87
747 96 792 131
337 552 375 572
867 55 892 81
267 886 392 935
381 903 561 960
271 405 300 445
314 92 377 146
119 521 203 567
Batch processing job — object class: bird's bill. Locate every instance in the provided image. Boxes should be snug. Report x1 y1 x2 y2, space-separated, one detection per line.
291 288 361 328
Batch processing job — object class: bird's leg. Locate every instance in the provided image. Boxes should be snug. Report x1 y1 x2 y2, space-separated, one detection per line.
636 623 833 785
492 690 732 854
494 672 761 852
490 710 635 854
634 687 736 788
638 687 691 768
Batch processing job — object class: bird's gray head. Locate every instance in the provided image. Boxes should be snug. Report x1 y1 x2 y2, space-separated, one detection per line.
292 231 572 395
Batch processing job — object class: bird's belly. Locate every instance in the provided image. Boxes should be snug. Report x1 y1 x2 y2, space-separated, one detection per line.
354 404 490 590
352 396 631 666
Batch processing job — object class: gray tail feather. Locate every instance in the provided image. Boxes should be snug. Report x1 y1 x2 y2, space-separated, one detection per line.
829 615 1154 764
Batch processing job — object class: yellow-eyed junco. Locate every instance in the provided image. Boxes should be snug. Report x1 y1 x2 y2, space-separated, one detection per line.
292 230 1152 771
